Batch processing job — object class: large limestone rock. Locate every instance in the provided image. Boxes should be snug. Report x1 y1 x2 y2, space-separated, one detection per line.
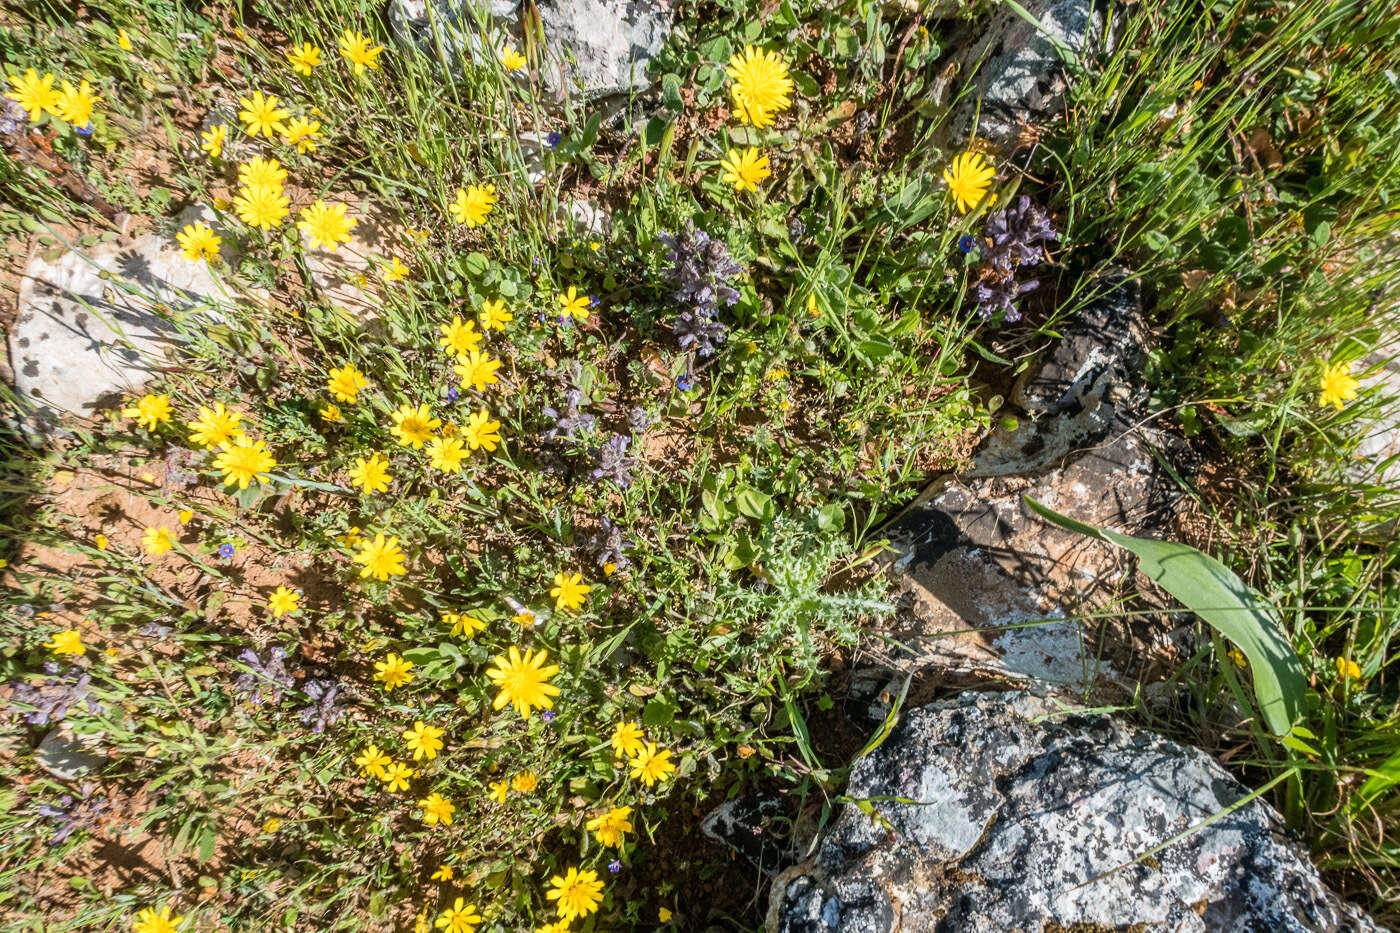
8 226 244 434
769 691 1380 932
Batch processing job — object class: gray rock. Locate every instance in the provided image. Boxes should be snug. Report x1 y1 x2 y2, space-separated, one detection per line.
387 0 507 75
769 692 1380 932
1350 352 1400 485
8 229 242 434
953 0 1109 144
701 796 797 877
36 726 105 781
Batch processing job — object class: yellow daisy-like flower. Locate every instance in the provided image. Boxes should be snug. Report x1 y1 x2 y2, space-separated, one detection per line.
117 29 134 52
556 286 591 321
726 45 793 128
512 610 536 628
95 533 109 550
186 402 241 449
319 404 343 423
177 509 193 524
45 629 86 657
449 184 497 227
479 299 513 331
435 898 481 933
268 585 300 618
485 646 561 719
281 115 321 153
349 452 392 493
380 256 410 282
287 42 323 76
390 403 441 449
353 743 392 780
339 29 384 74
143 526 175 556
233 183 291 230
943 150 995 214
131 905 184 933
443 612 482 637
439 316 484 356
238 156 287 190
426 435 468 474
213 436 277 489
327 363 367 402
176 222 222 263
719 147 771 193
511 770 538 793
431 865 454 882
461 408 501 452
631 742 676 787
200 124 227 158
453 350 501 393
1337 656 1362 680
546 867 605 922
298 199 357 250
404 720 445 760
123 393 172 430
499 46 527 71
537 921 571 933
355 532 407 581
489 780 508 803
550 572 590 612
610 721 645 759
1319 361 1359 410
374 652 414 690
54 79 100 128
586 805 633 847
382 760 414 792
238 90 291 138
6 68 59 121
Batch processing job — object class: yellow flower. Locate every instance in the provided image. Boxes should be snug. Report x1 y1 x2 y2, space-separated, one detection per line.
238 90 291 138
262 817 281 832
178 509 193 524
328 363 368 402
630 742 676 787
461 409 501 452
485 646 561 719
95 533 109 550
550 572 590 612
374 652 413 690
298 199 357 250
489 780 508 803
449 184 497 227
453 350 501 393
726 46 793 127
419 792 455 826
546 867 605 922
143 526 174 556
5 69 59 121
320 404 343 423
943 150 995 214
435 898 481 933
719 147 771 193
354 532 407 580
382 760 414 792
659 907 673 923
1319 361 1359 410
233 183 291 229
123 393 172 430
380 256 410 282
537 922 571 933
339 30 384 75
46 629 86 657
1227 646 1247 669
268 585 300 618
610 721 645 759
806 294 820 318
54 79 100 128
238 156 287 190
586 805 633 847
556 286 591 321
427 435 468 474
132 905 183 933
287 42 323 75
404 720 445 760
432 865 454 882
439 315 484 356
446 612 484 637
200 124 228 158
479 299 513 331
499 46 527 71
349 452 392 493
213 436 277 489
176 222 222 263
1337 656 1362 680
353 743 392 779
511 770 538 793
117 29 134 51
281 115 321 153
391 403 441 448
512 610 537 628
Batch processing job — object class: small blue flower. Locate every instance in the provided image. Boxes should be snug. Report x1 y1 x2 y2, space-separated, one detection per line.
541 710 556 723
446 387 460 402
558 315 571 328
589 295 599 306
608 860 621 874
676 374 694 391
75 123 93 137
546 131 562 147
958 235 977 254
219 543 235 559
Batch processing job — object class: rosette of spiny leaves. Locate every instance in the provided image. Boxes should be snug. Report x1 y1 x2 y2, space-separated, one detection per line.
974 196 1057 322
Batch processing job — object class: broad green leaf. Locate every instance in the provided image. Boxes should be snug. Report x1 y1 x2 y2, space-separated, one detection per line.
1025 497 1306 735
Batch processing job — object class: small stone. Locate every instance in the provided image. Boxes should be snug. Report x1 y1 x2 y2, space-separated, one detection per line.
36 727 105 781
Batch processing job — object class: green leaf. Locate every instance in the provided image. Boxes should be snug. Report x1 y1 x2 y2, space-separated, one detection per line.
734 486 772 520
1025 497 1306 735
